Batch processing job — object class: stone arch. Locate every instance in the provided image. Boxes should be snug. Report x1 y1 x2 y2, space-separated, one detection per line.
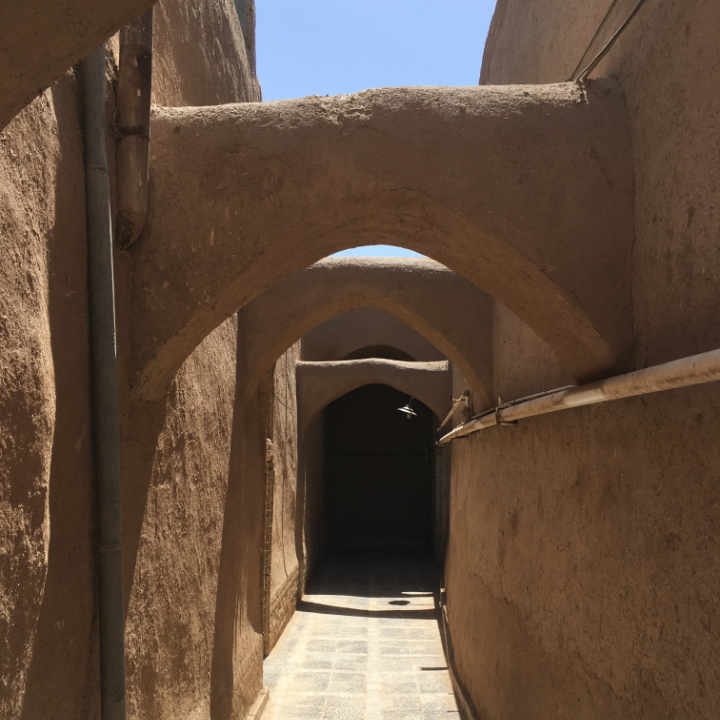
227 258 493 408
134 81 633 401
296 359 450 428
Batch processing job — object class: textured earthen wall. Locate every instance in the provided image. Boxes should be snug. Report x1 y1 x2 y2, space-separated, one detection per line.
152 0 260 106
301 309 445 363
123 320 245 720
1 1 282 718
446 2 720 717
264 343 301 654
120 2 285 719
299 415 327 592
447 387 720 719
481 0 720 368
0 71 98 720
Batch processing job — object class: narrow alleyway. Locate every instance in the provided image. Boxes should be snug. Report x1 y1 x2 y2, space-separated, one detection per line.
263 553 459 720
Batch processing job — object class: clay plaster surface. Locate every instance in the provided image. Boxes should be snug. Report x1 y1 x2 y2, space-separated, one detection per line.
152 0 260 105
302 308 444 364
482 0 720 368
447 385 720 719
232 258 493 408
0 1 269 718
442 2 720 717
0 0 156 129
265 343 302 654
0 73 97 719
296 359 451 427
138 81 634 400
124 320 247 720
120 3 270 717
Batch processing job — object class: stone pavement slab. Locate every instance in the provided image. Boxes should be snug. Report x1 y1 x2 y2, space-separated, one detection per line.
263 553 460 720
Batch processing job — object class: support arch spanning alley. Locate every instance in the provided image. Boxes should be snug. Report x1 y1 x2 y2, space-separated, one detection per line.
302 309 445 363
194 258 492 407
135 81 633 402
296 359 451 428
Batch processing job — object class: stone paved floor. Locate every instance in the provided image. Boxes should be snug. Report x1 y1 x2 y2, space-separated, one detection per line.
263 552 460 720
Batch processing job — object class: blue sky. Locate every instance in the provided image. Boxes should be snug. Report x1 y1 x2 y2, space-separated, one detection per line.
256 1 495 258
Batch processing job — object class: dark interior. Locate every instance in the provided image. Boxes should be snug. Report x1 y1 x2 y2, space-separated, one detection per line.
322 384 436 553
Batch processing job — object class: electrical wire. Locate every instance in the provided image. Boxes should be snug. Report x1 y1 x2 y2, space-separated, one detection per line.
570 0 649 81
570 0 621 80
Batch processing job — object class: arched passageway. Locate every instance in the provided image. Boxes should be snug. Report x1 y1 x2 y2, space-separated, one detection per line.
136 257 493 405
323 384 436 554
135 81 634 401
296 358 452 583
296 358 451 428
264 381 458 720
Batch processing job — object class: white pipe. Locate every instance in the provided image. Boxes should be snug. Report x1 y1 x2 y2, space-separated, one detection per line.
438 347 720 445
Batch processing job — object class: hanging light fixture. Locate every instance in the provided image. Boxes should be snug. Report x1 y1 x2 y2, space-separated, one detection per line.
396 397 417 420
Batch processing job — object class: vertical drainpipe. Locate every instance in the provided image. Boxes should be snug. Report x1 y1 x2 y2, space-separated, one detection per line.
81 45 127 720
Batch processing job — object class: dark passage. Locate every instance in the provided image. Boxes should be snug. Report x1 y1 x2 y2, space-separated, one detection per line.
262 386 457 718
323 384 435 553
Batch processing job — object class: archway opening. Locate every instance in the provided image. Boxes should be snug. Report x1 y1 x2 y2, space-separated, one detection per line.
330 244 426 259
321 384 436 558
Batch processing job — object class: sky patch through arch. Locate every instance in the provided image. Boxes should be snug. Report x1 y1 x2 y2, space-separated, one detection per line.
256 1 495 258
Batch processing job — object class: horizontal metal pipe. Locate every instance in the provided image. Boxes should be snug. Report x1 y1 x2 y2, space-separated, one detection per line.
438 347 720 445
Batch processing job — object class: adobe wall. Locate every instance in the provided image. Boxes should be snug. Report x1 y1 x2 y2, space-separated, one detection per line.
481 0 720 367
0 1 294 718
445 2 720 718
121 5 260 717
152 0 260 105
298 416 327 594
120 2 300 719
0 70 97 720
302 308 445 362
263 343 301 655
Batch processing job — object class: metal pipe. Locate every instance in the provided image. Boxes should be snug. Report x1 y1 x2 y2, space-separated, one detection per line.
81 45 127 720
438 347 720 445
117 10 153 249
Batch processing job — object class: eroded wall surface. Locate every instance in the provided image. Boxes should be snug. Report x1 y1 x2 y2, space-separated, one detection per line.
446 2 720 717
121 2 282 719
123 321 247 720
264 343 301 654
0 71 97 720
299 415 327 593
0 1 284 719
